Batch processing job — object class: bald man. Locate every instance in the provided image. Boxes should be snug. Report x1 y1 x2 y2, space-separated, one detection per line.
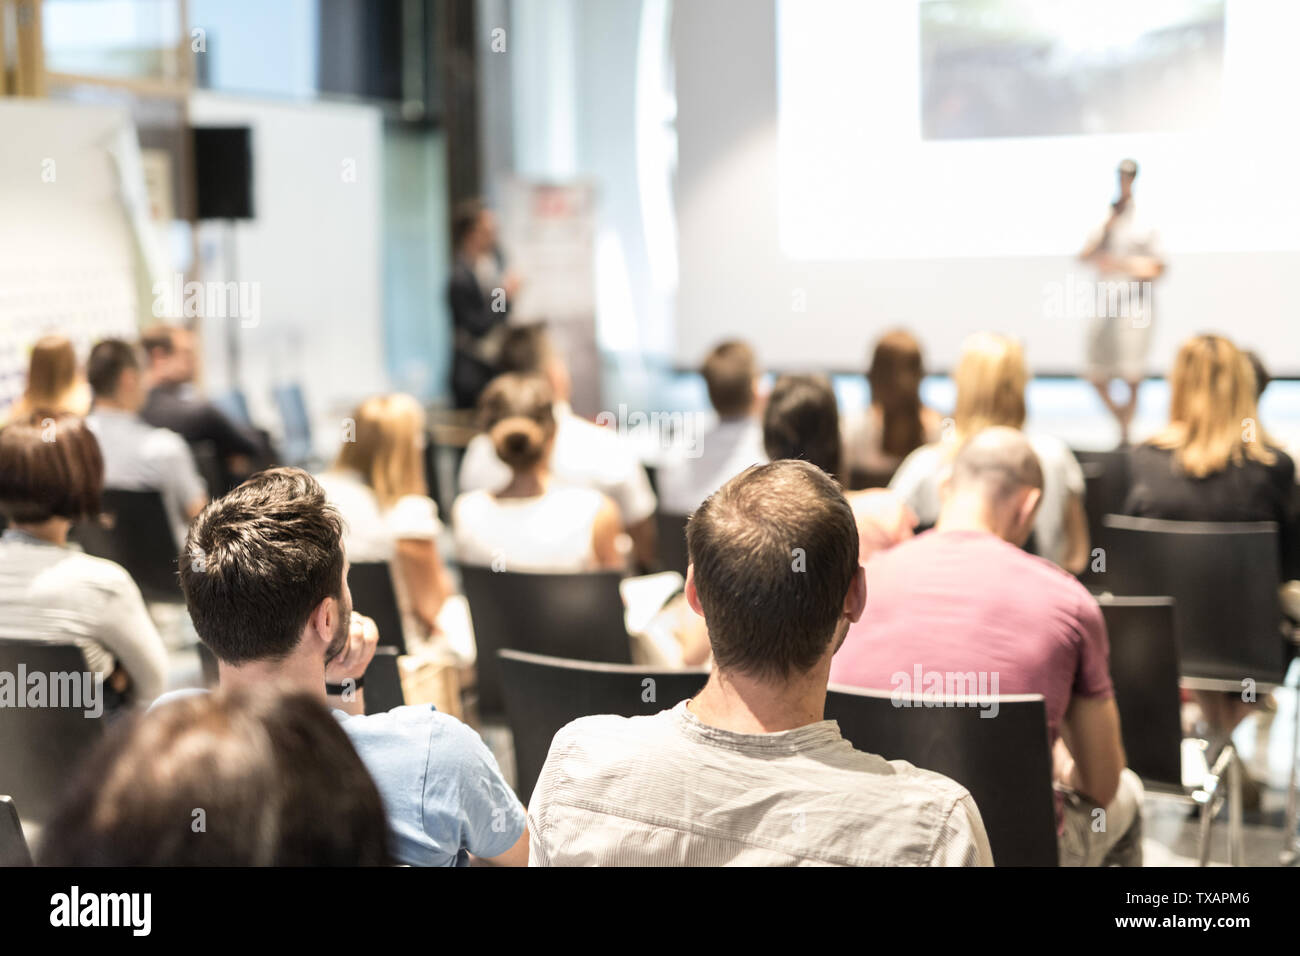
832 427 1143 866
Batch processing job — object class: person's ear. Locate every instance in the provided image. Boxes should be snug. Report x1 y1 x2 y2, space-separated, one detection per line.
684 566 705 617
1016 488 1043 538
305 596 336 651
844 565 867 624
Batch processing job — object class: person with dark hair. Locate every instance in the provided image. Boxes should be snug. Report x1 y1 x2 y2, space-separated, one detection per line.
167 467 528 867
138 324 266 491
833 428 1142 867
458 326 658 565
85 338 208 549
448 198 521 410
40 686 391 866
656 340 766 515
527 460 991 866
0 413 167 705
843 330 943 484
452 373 622 571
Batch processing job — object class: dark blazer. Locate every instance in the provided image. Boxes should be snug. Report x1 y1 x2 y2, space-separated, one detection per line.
448 258 509 410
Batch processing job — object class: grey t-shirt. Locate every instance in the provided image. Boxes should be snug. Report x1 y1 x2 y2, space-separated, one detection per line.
528 700 992 866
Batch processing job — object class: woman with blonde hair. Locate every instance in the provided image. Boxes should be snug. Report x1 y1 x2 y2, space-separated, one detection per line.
453 373 623 572
319 393 458 657
7 335 92 421
889 332 1090 573
843 330 943 484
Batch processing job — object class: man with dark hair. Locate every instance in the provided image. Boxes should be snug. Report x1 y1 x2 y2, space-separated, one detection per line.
448 198 520 409
168 467 529 867
85 338 208 549
138 324 265 492
832 428 1143 866
657 340 766 515
527 459 991 866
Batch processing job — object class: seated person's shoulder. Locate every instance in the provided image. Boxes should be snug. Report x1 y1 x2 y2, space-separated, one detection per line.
341 704 493 764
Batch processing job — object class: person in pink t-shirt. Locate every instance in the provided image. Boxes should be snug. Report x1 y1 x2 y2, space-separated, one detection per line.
831 427 1143 867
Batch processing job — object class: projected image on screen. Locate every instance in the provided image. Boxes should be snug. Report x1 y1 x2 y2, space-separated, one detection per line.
920 0 1225 140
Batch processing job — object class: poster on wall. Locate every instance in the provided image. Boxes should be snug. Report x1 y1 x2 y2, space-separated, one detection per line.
499 179 601 418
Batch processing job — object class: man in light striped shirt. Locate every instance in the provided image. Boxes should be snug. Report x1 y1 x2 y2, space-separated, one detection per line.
528 460 992 866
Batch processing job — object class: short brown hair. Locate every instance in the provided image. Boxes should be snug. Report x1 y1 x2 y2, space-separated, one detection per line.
180 468 345 665
498 323 553 375
86 338 140 399
478 373 556 472
451 197 486 250
40 686 390 866
701 340 757 418
686 460 858 680
140 324 179 358
0 412 103 523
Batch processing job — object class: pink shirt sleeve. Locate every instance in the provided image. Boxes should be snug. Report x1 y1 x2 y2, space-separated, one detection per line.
1071 591 1114 700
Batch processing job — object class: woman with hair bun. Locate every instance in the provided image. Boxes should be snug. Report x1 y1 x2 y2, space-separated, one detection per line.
452 373 623 571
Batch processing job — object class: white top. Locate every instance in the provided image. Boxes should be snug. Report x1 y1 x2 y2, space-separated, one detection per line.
85 407 207 550
457 400 657 525
452 485 606 573
1086 200 1164 269
654 417 766 515
889 433 1085 570
317 469 442 649
842 405 944 478
529 701 992 867
0 530 169 703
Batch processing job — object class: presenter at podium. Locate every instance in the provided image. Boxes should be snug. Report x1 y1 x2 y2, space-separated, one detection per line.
1078 159 1166 446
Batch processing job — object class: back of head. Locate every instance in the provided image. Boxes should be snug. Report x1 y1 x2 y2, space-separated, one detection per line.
0 412 103 524
40 686 390 866
478 373 556 473
498 323 552 376
139 324 177 361
451 197 486 252
335 393 427 508
947 426 1044 509
687 460 858 681
86 338 140 401
180 467 344 665
763 373 842 480
868 329 926 458
953 332 1027 439
701 340 757 419
23 335 78 408
1156 333 1273 477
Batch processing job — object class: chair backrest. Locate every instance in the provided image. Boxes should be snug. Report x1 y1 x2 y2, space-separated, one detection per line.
347 561 407 655
497 649 708 802
824 684 1058 866
1098 596 1183 790
363 646 406 716
73 489 182 603
1102 514 1284 685
1074 449 1132 586
653 512 690 577
461 567 633 717
0 640 105 827
0 796 33 867
188 439 227 499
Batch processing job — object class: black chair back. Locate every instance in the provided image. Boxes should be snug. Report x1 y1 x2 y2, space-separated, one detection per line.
460 566 633 718
0 640 105 827
653 512 690 577
73 489 182 603
348 561 407 655
1074 449 1132 585
1102 514 1284 685
824 684 1058 866
0 796 33 867
497 649 708 802
364 646 407 716
1098 596 1183 790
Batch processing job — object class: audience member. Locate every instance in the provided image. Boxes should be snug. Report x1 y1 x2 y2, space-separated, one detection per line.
528 459 992 866
175 467 528 866
320 394 460 659
457 324 658 566
85 338 208 549
889 332 1089 573
656 340 766 515
6 335 91 422
453 373 622 571
832 427 1143 866
40 687 391 866
842 329 943 485
140 324 266 490
0 413 167 705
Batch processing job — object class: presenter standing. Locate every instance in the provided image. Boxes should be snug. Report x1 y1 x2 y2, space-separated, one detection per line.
448 199 522 410
1078 159 1165 445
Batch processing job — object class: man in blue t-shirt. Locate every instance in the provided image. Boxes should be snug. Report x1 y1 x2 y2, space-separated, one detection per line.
172 467 528 866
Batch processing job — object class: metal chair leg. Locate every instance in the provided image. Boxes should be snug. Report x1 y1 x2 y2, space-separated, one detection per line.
1196 744 1234 866
1283 680 1300 865
1227 750 1243 866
